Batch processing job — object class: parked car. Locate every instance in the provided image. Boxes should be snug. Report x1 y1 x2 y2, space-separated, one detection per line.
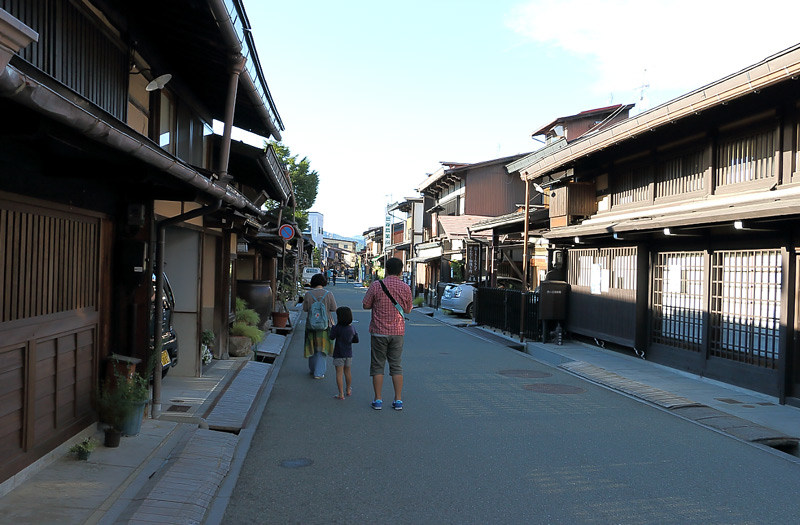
441 277 525 318
151 273 179 377
302 266 322 286
441 282 478 317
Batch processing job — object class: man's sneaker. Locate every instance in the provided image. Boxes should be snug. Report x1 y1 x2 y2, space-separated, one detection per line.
392 400 403 411
371 399 383 410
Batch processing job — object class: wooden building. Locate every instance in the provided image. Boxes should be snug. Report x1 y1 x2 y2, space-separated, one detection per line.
0 0 289 485
515 44 800 402
415 155 528 301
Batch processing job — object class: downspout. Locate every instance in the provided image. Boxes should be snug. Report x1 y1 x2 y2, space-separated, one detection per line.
152 200 222 418
217 54 246 182
520 179 531 342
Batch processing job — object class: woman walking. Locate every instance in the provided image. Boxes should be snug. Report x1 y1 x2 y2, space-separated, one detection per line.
303 273 337 379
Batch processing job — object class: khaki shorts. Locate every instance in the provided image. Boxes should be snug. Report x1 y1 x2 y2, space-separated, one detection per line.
369 335 404 376
333 357 352 367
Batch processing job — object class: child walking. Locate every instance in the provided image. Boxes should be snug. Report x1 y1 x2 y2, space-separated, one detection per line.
329 306 359 399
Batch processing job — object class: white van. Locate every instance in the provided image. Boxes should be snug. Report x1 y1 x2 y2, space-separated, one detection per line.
302 267 322 286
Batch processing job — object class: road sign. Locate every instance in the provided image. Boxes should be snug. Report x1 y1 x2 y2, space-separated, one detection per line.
279 224 295 241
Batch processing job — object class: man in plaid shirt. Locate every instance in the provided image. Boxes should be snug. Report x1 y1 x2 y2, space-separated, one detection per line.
363 257 413 410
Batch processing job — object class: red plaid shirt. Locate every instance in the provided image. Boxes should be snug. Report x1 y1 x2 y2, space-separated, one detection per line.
363 276 413 335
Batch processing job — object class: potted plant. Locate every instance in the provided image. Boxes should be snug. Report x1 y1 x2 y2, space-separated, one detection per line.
97 369 150 446
69 437 98 460
272 272 296 328
229 298 265 357
200 330 215 366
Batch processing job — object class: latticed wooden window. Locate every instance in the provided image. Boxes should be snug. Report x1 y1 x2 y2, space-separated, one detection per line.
1 207 99 323
652 252 705 351
612 167 651 207
656 151 704 198
567 247 637 291
716 129 776 187
709 250 781 368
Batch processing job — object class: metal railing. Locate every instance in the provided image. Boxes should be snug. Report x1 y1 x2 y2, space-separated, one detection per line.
475 288 541 341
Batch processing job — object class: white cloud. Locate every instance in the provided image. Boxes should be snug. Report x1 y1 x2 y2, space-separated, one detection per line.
508 0 800 100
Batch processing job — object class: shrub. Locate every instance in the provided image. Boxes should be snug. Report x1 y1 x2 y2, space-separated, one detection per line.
230 321 265 345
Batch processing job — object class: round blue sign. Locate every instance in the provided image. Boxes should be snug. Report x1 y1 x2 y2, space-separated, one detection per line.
279 224 295 240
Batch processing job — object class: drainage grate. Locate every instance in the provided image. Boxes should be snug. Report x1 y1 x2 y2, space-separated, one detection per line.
499 370 552 379
524 383 586 394
167 405 191 412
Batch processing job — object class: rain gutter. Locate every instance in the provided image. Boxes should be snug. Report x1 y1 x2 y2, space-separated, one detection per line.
208 0 283 141
0 63 264 217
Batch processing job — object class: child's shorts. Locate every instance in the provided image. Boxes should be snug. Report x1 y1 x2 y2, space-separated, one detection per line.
333 357 352 367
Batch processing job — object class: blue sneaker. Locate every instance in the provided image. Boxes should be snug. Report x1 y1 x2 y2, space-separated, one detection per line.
371 399 383 410
392 400 403 411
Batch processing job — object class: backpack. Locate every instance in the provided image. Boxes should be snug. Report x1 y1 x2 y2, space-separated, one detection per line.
308 290 330 330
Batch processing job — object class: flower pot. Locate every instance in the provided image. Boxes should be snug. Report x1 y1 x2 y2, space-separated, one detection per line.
104 428 122 448
272 311 290 328
120 401 147 436
76 449 91 460
229 335 253 358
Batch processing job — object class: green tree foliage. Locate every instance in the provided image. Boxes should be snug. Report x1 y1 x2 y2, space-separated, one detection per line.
269 141 319 231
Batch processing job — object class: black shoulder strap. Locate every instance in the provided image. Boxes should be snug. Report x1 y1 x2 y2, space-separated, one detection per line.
378 280 397 305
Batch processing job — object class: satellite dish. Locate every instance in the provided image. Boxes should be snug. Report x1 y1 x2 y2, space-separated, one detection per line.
146 73 172 92
533 183 545 194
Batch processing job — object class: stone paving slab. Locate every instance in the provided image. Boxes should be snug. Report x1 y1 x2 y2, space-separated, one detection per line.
255 332 286 357
126 429 239 525
562 360 799 450
205 361 272 432
560 360 700 409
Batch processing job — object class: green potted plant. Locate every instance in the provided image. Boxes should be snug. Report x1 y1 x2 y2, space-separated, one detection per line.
200 329 215 365
272 271 297 327
97 369 150 446
69 437 98 460
229 298 265 357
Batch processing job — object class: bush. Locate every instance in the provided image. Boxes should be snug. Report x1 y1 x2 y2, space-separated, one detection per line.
413 296 424 307
230 321 265 345
235 298 261 326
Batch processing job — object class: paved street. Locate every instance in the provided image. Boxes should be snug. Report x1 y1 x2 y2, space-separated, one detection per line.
223 284 800 524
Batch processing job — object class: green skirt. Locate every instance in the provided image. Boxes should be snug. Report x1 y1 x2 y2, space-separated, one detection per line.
304 328 333 358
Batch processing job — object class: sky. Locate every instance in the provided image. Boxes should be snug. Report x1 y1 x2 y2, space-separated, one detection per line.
244 0 800 238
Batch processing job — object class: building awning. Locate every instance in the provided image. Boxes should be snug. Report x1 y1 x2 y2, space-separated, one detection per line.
438 215 492 240
408 254 441 263
371 254 386 263
545 187 800 240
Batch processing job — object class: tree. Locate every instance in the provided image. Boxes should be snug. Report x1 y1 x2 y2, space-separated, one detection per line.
269 141 319 231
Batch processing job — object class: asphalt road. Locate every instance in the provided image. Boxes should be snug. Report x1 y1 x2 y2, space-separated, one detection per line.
223 283 800 524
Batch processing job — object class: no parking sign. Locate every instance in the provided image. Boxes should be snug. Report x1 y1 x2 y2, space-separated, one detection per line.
279 224 295 241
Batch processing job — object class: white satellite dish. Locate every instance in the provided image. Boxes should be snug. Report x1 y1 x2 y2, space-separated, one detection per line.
146 73 172 92
532 183 545 194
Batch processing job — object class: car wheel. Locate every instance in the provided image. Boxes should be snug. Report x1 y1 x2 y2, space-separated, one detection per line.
465 303 474 318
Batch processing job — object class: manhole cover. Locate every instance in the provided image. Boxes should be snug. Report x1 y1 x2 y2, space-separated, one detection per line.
166 405 191 412
524 383 586 394
499 370 552 379
280 458 314 469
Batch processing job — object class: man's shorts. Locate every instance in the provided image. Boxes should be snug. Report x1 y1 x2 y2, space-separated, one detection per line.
332 357 352 367
370 335 404 376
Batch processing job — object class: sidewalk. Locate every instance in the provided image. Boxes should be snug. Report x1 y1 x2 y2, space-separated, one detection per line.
1 302 799 524
0 308 301 525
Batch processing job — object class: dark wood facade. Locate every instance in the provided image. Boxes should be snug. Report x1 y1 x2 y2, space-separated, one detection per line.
517 45 800 401
0 0 288 485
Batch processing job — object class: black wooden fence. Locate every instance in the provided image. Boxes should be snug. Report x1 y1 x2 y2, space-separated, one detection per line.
475 288 541 341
